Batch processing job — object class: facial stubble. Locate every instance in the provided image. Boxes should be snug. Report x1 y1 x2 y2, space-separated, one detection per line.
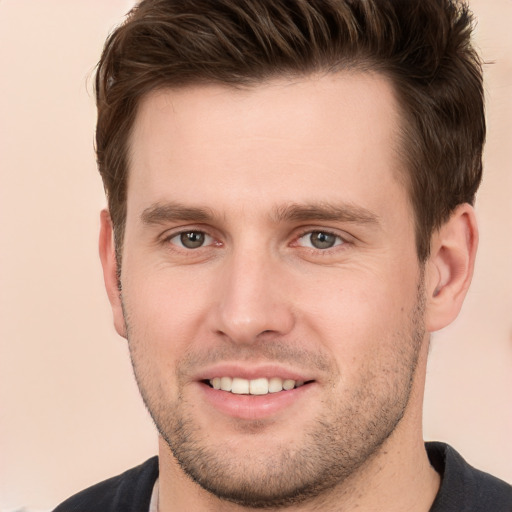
123 282 426 509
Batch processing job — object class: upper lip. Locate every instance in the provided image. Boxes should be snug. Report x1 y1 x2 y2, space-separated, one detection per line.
192 363 315 383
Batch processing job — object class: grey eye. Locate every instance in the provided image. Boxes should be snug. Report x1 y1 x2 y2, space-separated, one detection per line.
169 231 212 249
298 231 343 249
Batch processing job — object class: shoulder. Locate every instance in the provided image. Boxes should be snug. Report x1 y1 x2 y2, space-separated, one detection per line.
427 442 512 512
52 456 159 512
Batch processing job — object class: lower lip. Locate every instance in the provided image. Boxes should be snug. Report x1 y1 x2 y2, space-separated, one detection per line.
198 382 315 421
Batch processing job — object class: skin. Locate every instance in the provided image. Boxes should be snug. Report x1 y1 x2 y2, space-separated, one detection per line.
100 72 478 511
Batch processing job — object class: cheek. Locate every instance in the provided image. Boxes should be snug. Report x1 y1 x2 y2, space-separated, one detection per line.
121 266 214 358
121 274 211 403
297 266 420 356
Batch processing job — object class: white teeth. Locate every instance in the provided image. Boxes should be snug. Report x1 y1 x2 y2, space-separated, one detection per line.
249 378 269 395
268 377 284 393
220 376 232 392
209 377 307 395
282 379 295 391
231 377 250 394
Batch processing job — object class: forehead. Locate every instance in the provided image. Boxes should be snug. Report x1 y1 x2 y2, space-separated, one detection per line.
127 72 408 224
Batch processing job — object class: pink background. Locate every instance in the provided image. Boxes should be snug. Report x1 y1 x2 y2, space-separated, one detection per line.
0 1 510 509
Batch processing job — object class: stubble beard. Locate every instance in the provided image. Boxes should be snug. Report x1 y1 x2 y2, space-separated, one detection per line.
124 286 426 509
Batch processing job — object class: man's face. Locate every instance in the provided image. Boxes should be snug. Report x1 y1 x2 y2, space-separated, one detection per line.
117 73 427 506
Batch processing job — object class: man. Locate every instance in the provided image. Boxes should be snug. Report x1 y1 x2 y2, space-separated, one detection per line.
53 0 512 510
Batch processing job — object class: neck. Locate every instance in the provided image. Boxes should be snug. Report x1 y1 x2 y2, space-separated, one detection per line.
157 432 439 512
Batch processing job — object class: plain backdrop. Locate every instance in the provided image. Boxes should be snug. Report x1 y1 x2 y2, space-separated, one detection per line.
0 1 511 509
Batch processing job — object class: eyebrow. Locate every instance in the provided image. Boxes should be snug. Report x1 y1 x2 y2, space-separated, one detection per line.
140 201 380 226
141 202 215 225
271 202 380 225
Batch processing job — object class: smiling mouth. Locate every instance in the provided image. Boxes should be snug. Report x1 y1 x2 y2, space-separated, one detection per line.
205 377 313 395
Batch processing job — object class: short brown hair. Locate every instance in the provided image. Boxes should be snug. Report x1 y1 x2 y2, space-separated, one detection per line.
95 0 484 262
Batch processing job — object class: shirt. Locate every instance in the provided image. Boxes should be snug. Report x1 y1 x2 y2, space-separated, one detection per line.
52 442 512 511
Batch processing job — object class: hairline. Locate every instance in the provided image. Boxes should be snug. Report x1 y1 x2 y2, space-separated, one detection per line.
113 68 426 267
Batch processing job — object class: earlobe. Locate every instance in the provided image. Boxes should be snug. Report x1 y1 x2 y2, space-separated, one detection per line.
425 204 478 332
99 209 127 339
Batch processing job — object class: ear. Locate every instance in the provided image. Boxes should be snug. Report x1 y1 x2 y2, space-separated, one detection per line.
99 209 127 338
424 203 478 332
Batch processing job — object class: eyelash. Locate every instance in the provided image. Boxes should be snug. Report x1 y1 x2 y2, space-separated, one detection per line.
163 229 218 249
294 229 348 251
162 227 349 253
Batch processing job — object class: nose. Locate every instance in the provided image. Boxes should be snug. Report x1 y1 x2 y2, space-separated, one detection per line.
209 249 295 345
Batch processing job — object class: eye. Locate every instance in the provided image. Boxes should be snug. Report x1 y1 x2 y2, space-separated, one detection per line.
168 230 214 249
297 231 344 250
